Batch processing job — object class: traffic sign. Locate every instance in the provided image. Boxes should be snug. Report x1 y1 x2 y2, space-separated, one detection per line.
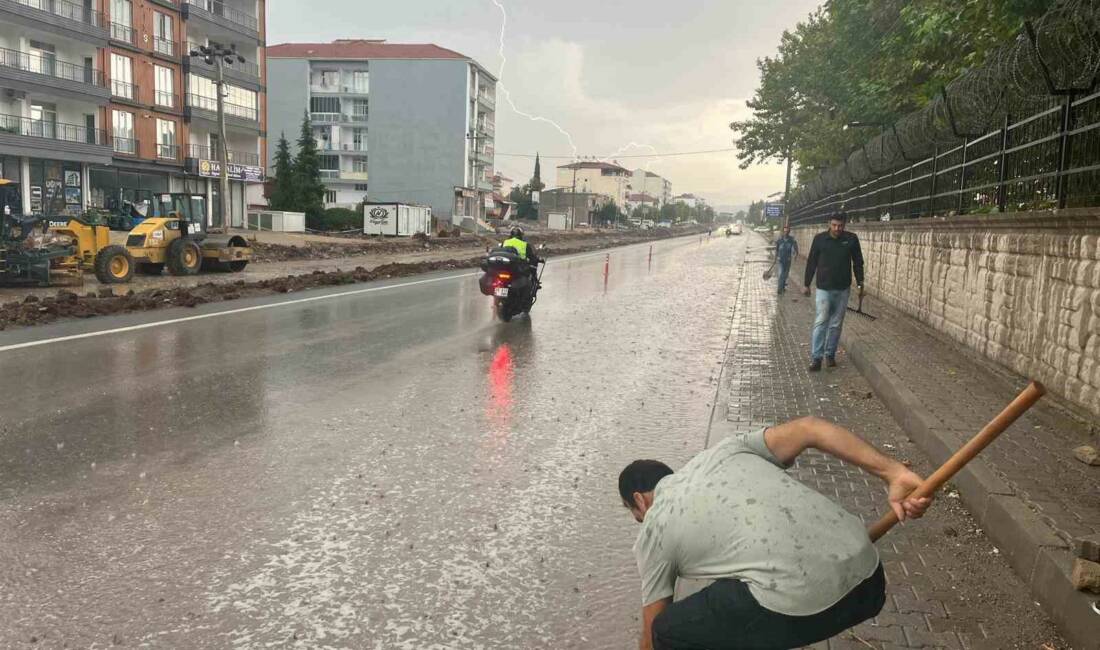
765 203 783 218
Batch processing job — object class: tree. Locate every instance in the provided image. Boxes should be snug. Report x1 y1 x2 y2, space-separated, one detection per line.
268 132 297 211
508 184 539 220
596 201 622 227
731 0 1055 174
294 111 326 226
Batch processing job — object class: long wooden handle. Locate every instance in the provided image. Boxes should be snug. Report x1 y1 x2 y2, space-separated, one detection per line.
868 380 1046 542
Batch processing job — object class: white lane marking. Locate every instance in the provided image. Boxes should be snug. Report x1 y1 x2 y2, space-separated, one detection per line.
0 240 680 354
0 272 477 354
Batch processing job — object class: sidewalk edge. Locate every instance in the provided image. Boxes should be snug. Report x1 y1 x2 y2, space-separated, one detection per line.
843 336 1099 649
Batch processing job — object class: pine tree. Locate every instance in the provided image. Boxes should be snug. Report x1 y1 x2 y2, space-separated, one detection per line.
268 132 297 211
293 111 326 225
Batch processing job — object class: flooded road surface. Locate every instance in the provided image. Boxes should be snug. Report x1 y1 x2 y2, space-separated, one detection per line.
0 233 744 648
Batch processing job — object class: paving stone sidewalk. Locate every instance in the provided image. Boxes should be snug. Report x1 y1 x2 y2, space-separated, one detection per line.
715 242 1067 649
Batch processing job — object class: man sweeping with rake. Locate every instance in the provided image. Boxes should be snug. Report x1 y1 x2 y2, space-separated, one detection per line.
618 380 1043 650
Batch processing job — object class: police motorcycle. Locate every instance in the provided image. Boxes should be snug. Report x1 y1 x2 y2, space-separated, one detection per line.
478 241 546 322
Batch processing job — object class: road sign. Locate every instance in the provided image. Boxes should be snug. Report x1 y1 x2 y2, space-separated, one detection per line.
765 203 783 218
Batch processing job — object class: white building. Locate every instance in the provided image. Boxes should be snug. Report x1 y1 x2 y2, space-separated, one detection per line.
631 169 672 205
672 193 706 209
555 161 631 207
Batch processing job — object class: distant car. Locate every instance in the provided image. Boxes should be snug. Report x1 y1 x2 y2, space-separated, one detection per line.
657 221 672 228
577 222 590 229
754 226 770 234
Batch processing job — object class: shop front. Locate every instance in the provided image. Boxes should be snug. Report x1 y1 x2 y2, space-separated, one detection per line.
187 157 265 228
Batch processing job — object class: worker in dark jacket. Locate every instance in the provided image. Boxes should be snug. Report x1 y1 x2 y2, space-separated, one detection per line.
802 214 864 371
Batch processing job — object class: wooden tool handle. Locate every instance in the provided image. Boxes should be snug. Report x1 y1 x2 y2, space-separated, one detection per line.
868 380 1046 542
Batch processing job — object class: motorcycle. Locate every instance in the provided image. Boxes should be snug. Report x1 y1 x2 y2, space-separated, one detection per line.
478 245 546 322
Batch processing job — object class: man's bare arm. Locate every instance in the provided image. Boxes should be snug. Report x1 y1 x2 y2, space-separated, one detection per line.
765 417 932 521
639 598 670 650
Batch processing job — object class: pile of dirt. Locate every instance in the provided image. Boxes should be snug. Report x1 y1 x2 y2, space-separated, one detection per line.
0 226 709 330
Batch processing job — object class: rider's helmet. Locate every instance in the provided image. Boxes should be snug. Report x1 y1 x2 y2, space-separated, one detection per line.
510 226 525 240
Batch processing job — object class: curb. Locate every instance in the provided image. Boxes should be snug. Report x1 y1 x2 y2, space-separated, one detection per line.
843 335 1100 649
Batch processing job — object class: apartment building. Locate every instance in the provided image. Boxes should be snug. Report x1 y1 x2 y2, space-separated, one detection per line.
267 39 497 224
631 169 671 205
0 0 266 226
555 161 631 207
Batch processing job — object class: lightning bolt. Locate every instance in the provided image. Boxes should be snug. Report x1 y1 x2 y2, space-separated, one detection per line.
491 0 579 158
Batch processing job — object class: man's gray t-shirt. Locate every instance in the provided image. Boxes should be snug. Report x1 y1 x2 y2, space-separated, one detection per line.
633 428 880 616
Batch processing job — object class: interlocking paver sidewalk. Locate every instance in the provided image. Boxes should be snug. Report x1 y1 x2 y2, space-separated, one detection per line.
715 241 1067 649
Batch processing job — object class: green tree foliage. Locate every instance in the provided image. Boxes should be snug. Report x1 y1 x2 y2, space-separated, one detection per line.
294 111 327 227
508 185 539 220
732 0 1053 175
268 133 297 211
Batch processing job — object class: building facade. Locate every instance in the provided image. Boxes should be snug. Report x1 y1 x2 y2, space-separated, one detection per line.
537 188 609 227
266 40 496 225
555 161 631 207
672 193 705 209
631 169 671 205
0 0 266 225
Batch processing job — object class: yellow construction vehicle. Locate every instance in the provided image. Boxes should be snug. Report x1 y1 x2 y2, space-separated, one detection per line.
47 213 134 283
124 193 251 276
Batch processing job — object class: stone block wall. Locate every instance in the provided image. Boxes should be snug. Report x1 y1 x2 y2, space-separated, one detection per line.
792 210 1100 418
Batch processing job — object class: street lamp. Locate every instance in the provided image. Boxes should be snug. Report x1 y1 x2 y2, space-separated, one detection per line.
188 42 246 232
466 130 482 229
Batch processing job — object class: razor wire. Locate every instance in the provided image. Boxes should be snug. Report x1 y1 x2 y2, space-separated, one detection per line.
792 0 1100 210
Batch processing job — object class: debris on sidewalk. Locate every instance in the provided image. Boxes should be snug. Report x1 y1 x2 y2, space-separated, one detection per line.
1072 444 1099 466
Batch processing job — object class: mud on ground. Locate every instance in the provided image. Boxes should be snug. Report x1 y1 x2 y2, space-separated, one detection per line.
0 227 702 330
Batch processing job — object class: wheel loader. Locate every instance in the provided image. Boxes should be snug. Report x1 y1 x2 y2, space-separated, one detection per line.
47 211 135 283
122 193 251 277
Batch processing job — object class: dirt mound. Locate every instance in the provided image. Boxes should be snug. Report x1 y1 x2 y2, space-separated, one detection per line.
0 226 709 331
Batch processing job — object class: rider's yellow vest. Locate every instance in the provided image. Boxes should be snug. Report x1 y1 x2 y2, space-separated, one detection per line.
502 237 528 260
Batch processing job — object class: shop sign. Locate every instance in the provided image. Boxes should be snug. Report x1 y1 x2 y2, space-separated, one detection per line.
455 186 476 199
197 159 265 182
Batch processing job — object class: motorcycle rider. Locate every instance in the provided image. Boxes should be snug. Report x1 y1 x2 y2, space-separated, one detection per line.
501 226 541 289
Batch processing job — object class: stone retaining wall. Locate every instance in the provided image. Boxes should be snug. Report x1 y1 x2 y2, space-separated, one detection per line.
792 209 1100 419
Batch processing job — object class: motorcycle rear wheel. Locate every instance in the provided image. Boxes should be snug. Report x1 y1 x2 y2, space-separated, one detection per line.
495 299 513 322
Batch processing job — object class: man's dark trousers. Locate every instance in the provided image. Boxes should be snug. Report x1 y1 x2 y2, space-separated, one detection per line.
652 564 886 650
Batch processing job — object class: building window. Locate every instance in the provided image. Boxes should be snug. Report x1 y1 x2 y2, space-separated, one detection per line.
112 110 135 154
110 0 133 43
311 70 338 89
354 184 368 191
352 128 366 151
353 158 368 173
310 96 340 114
350 99 368 118
188 77 256 120
156 119 177 160
154 65 174 107
111 54 134 99
27 40 56 76
29 103 57 139
153 13 174 56
324 190 337 204
350 70 369 93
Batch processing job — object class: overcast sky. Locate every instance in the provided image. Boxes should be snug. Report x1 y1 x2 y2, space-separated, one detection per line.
268 0 823 209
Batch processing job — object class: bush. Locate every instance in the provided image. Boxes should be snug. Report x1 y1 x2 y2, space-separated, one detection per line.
307 207 361 232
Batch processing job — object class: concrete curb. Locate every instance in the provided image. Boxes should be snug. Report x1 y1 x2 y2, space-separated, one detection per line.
843 335 1100 649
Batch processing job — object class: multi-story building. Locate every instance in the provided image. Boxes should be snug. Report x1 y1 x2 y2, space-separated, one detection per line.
631 169 671 205
672 193 706 209
0 0 266 225
555 161 631 207
625 192 659 214
267 39 497 225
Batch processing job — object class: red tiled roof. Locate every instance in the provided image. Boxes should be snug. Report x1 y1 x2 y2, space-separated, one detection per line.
558 161 630 173
268 40 471 61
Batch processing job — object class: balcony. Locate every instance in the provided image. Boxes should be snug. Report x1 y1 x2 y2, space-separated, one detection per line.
186 143 260 166
111 80 138 102
477 92 495 111
154 37 177 58
0 46 108 102
339 143 368 153
186 43 261 86
110 21 137 47
157 143 179 161
0 0 108 44
181 0 259 40
112 136 137 155
185 92 259 132
319 169 339 179
154 90 178 109
310 83 369 97
476 121 495 138
310 112 340 125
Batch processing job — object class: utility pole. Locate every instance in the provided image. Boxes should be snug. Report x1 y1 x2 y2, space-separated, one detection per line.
570 163 578 230
783 146 793 229
467 129 480 229
189 42 247 233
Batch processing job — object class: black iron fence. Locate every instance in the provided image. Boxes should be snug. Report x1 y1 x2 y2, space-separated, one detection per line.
0 46 105 87
790 91 1100 223
0 113 106 145
10 0 105 27
186 144 260 166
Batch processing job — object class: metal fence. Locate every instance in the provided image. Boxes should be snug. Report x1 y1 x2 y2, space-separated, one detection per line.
790 91 1100 223
789 0 1100 224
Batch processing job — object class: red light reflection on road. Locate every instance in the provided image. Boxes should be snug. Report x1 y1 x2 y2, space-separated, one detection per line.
486 343 515 443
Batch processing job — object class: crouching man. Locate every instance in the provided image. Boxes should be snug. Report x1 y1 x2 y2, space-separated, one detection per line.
618 418 931 650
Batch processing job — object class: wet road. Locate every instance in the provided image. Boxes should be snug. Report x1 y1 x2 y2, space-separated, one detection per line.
0 233 743 649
